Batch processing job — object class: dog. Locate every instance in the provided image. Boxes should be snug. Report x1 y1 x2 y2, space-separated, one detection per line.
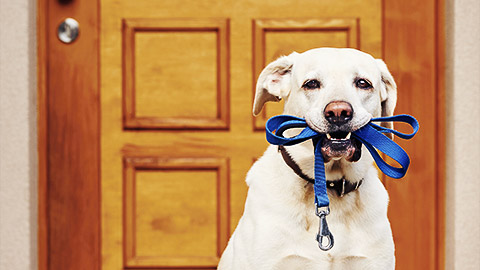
218 48 397 270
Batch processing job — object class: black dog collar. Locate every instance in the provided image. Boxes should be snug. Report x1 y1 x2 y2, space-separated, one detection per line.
278 145 363 197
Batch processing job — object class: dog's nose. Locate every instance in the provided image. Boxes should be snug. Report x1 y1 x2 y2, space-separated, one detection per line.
324 101 353 125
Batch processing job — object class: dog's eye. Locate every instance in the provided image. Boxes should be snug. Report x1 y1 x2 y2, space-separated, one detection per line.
302 79 321 90
355 78 373 89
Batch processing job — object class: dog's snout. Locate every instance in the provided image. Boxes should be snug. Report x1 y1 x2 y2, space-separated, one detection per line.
324 101 353 126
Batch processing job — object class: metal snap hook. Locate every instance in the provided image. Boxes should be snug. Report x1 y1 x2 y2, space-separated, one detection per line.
316 206 334 251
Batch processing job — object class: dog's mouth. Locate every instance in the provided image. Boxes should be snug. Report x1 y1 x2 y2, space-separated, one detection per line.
321 131 362 162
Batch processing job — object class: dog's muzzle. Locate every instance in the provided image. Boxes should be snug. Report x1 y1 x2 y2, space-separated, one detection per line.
319 101 362 162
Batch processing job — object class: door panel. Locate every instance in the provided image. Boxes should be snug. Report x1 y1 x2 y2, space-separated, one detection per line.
123 154 229 267
122 18 229 129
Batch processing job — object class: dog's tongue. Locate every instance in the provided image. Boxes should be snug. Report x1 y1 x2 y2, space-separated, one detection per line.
320 139 361 162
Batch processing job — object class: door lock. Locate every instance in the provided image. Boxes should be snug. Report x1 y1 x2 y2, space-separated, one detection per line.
57 18 79 44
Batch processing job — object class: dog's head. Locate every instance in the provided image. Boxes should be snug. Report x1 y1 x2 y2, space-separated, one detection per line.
254 48 397 162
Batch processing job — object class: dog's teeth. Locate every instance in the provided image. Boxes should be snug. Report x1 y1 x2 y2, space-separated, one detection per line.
346 132 351 139
326 133 332 139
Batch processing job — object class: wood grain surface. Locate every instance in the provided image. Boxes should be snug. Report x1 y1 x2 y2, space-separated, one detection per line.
383 0 445 269
38 0 100 269
38 0 444 269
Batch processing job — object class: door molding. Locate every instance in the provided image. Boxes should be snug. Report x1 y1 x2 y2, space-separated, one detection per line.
37 0 444 269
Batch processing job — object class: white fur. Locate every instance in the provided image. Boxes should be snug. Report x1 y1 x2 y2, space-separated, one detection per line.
219 48 397 269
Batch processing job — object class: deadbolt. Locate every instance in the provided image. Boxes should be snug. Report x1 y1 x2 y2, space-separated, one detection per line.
57 18 79 44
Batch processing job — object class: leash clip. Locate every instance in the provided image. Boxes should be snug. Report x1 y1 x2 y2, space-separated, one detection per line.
315 205 334 251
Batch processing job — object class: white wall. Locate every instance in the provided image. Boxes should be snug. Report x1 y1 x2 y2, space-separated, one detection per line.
0 0 478 269
445 0 480 269
0 0 37 269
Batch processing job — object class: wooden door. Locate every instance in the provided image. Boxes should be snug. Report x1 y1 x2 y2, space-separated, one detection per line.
38 0 445 269
101 1 381 269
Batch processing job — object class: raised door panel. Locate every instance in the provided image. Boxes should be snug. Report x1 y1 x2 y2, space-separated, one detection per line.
123 18 229 129
123 155 229 267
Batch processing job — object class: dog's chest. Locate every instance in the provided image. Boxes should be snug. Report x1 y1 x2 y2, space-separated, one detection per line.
272 223 370 270
297 183 363 231
273 252 369 270
281 188 370 266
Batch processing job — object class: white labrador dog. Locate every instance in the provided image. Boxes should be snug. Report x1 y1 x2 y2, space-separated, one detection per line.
218 48 397 270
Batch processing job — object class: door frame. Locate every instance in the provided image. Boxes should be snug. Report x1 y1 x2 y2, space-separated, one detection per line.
38 0 101 269
37 0 445 269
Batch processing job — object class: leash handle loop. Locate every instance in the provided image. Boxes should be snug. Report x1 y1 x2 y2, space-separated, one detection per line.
353 114 419 179
370 114 419 139
266 115 315 146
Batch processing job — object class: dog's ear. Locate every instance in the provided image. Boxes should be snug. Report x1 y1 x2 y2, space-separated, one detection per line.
253 52 298 116
376 59 397 132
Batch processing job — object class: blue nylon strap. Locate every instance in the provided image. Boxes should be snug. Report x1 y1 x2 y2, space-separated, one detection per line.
313 139 329 207
265 114 419 208
370 114 419 139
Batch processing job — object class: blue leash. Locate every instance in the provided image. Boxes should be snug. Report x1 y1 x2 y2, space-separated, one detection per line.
265 114 419 250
